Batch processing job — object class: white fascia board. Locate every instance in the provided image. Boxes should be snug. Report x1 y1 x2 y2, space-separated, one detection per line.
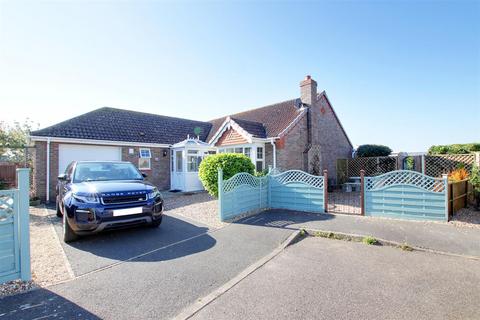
208 117 253 145
29 136 171 148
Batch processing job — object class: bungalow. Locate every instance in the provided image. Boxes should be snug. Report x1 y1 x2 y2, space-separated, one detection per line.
30 75 352 202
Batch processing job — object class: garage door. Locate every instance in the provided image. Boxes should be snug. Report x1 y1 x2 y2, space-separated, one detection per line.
58 144 122 174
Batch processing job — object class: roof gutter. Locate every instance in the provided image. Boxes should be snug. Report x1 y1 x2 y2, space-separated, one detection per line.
29 136 171 148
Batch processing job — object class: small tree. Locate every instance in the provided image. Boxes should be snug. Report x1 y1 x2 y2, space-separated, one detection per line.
199 153 255 197
356 144 392 157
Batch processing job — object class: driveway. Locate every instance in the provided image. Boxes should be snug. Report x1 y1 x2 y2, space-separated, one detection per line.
1 208 479 319
192 236 480 320
0 210 293 319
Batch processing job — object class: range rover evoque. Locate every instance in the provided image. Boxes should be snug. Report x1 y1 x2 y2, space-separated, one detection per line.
56 161 163 242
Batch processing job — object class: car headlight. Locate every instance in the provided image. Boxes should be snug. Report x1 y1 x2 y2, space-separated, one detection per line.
147 188 162 200
73 193 100 204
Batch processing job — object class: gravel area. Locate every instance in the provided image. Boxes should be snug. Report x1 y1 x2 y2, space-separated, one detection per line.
163 191 226 229
450 206 480 229
0 206 74 298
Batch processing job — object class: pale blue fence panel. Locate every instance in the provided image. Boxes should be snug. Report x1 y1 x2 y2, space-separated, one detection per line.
364 170 447 221
219 170 268 221
0 169 31 284
270 170 325 213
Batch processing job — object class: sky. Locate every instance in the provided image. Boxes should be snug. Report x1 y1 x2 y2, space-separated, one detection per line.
0 0 479 152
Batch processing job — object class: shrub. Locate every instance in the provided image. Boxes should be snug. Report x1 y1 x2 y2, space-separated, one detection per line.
470 165 480 209
362 236 378 245
428 143 480 155
356 144 392 157
448 168 469 182
198 153 255 197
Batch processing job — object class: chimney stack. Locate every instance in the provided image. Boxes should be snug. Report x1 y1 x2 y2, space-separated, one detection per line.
300 75 317 106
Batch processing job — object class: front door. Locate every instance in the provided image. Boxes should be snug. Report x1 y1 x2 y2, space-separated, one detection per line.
171 150 184 190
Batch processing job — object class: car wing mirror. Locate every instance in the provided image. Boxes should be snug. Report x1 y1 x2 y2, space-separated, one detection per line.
141 173 148 178
58 173 69 181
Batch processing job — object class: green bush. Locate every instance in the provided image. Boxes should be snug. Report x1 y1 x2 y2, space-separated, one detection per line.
356 144 392 157
198 153 255 197
470 164 480 209
428 143 480 155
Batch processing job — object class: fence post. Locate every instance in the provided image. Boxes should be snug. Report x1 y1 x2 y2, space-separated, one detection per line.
268 174 271 208
360 169 365 216
17 168 31 281
476 152 480 167
323 169 328 213
218 168 223 221
421 154 426 175
442 174 449 221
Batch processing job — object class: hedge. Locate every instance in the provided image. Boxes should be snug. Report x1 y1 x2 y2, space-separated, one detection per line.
356 144 392 157
198 153 255 197
428 143 480 155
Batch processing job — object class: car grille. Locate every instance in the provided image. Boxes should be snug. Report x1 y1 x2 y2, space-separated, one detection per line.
101 194 147 205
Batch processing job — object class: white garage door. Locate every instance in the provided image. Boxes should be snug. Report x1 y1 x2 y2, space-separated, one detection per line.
58 144 122 174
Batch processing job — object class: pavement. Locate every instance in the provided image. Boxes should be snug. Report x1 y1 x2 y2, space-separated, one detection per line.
1 208 479 319
237 209 480 258
192 236 480 320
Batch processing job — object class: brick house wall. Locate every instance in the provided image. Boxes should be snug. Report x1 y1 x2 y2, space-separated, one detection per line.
33 141 171 203
275 115 308 171
121 146 170 190
309 94 352 183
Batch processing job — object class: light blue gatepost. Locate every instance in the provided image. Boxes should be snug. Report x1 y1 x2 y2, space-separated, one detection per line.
218 168 223 221
0 168 31 284
18 169 31 281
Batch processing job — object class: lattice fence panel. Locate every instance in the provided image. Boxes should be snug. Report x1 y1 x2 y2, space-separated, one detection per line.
365 170 445 193
347 156 398 178
0 191 15 222
270 170 324 189
425 154 475 177
223 173 267 193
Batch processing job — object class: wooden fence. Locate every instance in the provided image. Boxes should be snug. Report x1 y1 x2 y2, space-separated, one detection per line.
447 179 473 218
0 163 18 188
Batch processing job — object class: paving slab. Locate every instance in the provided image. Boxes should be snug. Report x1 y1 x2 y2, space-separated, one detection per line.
236 209 480 257
192 236 480 320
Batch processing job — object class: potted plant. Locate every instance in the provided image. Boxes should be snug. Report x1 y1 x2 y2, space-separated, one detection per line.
470 164 480 210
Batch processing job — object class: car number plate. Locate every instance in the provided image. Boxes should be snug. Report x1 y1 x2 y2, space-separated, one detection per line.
113 207 143 217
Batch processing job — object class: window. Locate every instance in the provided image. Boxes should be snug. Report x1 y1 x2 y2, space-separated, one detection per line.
257 147 264 159
171 150 174 172
176 150 183 172
187 150 202 172
73 162 143 182
243 147 251 158
139 148 151 158
256 147 264 172
138 148 151 170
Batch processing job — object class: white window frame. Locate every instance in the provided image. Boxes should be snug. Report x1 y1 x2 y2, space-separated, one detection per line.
138 148 151 170
186 149 202 172
217 144 265 172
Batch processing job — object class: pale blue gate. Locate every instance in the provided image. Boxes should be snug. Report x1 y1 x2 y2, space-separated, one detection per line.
269 170 325 213
364 170 448 221
218 169 268 221
0 169 31 284
218 169 325 221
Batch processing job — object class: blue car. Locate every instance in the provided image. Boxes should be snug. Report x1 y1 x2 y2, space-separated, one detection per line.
56 161 163 242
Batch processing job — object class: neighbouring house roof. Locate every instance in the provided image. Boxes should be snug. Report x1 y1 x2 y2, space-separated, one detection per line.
31 107 212 145
207 98 304 142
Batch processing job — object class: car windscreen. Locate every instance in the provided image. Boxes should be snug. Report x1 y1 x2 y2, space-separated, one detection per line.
73 162 143 182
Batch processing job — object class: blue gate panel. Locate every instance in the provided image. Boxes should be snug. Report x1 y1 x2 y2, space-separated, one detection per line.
364 171 447 221
270 182 324 213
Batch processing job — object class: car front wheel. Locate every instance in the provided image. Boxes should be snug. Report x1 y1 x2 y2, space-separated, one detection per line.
150 215 163 228
63 212 78 243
